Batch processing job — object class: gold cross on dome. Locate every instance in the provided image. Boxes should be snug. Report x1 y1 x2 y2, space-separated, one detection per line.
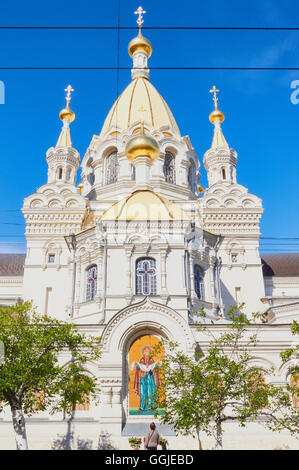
209 85 219 110
134 6 146 28
64 84 74 107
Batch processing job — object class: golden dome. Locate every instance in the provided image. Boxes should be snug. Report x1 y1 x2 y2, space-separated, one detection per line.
128 30 152 58
125 134 159 162
59 105 75 123
100 77 180 136
100 190 190 221
209 109 225 124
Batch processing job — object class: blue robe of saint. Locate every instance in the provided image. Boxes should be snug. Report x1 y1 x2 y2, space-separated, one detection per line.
137 363 158 411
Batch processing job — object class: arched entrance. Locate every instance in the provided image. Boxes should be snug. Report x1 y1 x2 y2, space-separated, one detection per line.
99 297 195 435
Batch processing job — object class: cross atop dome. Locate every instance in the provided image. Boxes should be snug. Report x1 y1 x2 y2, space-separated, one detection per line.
209 85 225 125
209 85 219 110
64 85 74 107
208 85 228 150
134 6 146 29
128 7 152 80
57 85 76 147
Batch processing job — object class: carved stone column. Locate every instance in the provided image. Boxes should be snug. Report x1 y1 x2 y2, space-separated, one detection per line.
125 250 132 295
96 248 104 306
180 159 190 188
118 153 131 182
99 377 123 434
74 259 81 315
160 246 169 299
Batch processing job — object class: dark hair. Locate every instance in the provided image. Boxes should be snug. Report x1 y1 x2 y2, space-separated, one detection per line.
150 422 156 430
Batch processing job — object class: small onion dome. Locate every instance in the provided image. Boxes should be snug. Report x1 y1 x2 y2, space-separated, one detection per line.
77 182 83 191
125 134 159 163
128 30 152 58
59 105 75 123
197 184 204 193
209 109 225 124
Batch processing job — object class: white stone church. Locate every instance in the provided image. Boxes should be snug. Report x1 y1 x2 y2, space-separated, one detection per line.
0 10 298 450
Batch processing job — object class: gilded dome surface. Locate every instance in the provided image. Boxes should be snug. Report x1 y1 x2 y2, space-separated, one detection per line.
100 77 181 136
125 134 159 162
128 30 152 57
59 106 75 123
209 109 225 124
100 190 189 221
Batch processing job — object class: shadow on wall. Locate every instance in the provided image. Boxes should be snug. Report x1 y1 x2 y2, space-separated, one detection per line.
97 431 117 450
51 431 118 450
220 280 237 319
51 432 93 450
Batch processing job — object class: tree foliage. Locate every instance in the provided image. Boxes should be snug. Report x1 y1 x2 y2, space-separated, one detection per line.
154 307 299 449
0 302 101 449
280 321 299 411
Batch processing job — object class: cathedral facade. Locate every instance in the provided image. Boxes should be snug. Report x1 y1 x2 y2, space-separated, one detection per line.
0 12 298 450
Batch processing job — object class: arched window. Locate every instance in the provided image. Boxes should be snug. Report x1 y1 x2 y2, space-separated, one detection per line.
70 376 90 411
136 258 157 296
188 160 197 192
248 372 268 409
194 265 204 300
86 265 97 302
106 151 118 185
74 393 90 411
57 167 63 180
222 168 226 180
163 152 176 184
290 373 299 408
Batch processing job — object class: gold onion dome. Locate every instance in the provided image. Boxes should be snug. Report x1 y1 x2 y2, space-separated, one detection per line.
125 133 159 162
59 85 75 123
128 29 152 58
59 105 75 123
209 109 225 124
209 85 225 123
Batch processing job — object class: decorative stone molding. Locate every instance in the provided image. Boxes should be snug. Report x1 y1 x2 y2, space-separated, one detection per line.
202 183 262 209
263 301 299 324
101 297 195 353
100 378 122 386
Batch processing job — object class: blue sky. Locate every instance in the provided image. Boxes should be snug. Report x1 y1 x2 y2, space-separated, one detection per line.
0 0 299 253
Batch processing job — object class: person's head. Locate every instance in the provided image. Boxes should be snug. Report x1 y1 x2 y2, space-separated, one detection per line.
142 345 152 358
150 422 156 430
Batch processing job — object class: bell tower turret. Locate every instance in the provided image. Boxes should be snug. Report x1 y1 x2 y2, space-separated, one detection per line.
203 86 238 187
46 85 80 186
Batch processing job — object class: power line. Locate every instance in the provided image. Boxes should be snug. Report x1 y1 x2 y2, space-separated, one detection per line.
0 66 299 70
0 235 24 237
1 26 299 30
261 250 299 252
260 237 299 240
0 223 24 226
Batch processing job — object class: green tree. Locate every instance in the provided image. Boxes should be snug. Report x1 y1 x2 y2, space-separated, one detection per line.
0 302 101 450
281 321 299 410
155 307 298 450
